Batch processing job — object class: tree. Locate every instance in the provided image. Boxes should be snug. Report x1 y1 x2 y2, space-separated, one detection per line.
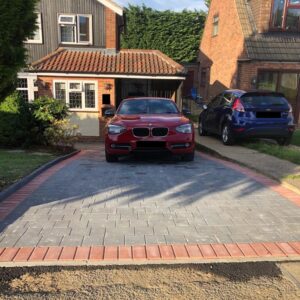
205 0 211 8
0 0 38 101
121 5 206 63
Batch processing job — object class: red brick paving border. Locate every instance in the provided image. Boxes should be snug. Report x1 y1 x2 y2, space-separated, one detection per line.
0 151 85 222
198 153 300 207
0 150 300 265
0 242 298 264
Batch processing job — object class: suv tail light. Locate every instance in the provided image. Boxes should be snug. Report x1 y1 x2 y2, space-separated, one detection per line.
232 98 245 112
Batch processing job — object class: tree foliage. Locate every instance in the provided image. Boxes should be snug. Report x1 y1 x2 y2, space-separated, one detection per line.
205 0 211 8
0 0 38 101
121 5 206 63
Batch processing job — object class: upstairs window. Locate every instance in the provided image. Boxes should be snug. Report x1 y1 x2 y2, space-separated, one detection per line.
58 14 93 44
271 0 300 31
26 13 43 44
212 15 219 36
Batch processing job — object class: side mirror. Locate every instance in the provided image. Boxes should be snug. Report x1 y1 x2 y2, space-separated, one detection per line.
104 109 115 117
182 108 191 116
202 104 208 110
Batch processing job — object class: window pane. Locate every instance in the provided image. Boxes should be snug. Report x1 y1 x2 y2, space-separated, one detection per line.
257 72 278 91
212 16 219 36
69 92 82 109
286 8 300 31
17 78 28 88
60 26 75 42
55 82 66 102
272 0 285 28
70 82 81 90
278 73 300 117
85 83 95 108
289 0 300 4
79 16 90 42
18 90 29 102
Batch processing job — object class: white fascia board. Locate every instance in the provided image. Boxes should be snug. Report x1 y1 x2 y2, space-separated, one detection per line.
97 0 123 16
32 72 186 80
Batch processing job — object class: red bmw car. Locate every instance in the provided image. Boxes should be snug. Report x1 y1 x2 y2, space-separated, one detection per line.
104 97 195 162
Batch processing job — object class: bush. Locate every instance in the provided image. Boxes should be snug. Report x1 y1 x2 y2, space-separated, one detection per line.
44 119 80 151
0 94 78 150
0 93 35 147
30 97 69 145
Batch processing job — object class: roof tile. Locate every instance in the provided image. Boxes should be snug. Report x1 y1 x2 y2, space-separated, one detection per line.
32 48 185 76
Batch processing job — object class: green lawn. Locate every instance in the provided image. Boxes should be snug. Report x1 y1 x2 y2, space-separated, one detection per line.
291 130 300 147
243 141 300 165
0 150 58 192
187 114 199 123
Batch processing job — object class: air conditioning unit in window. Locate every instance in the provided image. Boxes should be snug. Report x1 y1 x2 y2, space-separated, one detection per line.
58 15 76 24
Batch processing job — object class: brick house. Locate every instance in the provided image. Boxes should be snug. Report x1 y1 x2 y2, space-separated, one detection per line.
198 0 300 124
18 0 186 138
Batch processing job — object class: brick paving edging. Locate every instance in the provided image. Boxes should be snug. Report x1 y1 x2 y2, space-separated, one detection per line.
198 152 300 207
0 242 299 265
0 151 85 222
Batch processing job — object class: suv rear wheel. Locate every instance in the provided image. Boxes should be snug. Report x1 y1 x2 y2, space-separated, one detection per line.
222 123 235 146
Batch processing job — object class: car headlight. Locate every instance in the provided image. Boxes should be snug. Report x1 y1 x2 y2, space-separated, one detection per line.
108 124 126 135
176 124 193 134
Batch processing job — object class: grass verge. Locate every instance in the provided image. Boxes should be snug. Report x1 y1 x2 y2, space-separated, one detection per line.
0 149 58 192
243 141 300 165
291 129 300 147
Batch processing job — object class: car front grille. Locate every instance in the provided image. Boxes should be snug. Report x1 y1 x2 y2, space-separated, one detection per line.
152 127 169 137
132 127 169 137
133 128 150 137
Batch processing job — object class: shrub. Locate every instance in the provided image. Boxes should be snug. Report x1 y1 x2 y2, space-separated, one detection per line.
0 94 77 150
44 119 80 152
31 97 68 144
0 93 35 147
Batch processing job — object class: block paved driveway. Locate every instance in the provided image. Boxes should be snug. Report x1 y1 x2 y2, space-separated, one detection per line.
0 144 299 248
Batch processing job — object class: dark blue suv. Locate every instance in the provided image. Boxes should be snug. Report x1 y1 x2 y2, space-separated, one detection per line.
198 90 295 145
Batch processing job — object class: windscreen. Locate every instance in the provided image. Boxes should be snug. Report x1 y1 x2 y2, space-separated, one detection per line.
118 99 179 115
241 94 289 108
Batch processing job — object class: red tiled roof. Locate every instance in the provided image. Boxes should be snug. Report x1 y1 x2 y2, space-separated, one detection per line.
31 48 186 77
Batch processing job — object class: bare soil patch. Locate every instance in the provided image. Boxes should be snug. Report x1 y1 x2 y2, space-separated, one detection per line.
0 262 299 299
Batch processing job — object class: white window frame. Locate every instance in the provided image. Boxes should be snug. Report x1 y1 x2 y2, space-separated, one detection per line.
58 14 93 45
53 80 98 111
17 74 38 102
212 15 219 37
26 13 43 44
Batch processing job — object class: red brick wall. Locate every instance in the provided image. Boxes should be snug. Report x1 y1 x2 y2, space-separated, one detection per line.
199 0 245 101
105 7 118 49
249 0 273 33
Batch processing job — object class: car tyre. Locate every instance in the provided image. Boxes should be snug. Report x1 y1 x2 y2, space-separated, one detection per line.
222 123 235 146
198 119 208 136
182 151 195 162
105 151 118 162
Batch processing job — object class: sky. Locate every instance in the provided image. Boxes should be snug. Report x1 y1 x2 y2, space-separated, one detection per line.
115 0 207 11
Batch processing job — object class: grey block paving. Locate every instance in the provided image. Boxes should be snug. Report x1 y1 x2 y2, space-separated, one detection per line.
0 145 300 248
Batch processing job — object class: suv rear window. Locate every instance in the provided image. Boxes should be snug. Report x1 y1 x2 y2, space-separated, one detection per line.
241 94 288 107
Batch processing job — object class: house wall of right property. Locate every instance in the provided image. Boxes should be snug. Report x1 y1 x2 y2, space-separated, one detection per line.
198 0 246 101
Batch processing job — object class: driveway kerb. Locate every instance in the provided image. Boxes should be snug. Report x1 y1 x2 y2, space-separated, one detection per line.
0 150 81 203
196 142 300 196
